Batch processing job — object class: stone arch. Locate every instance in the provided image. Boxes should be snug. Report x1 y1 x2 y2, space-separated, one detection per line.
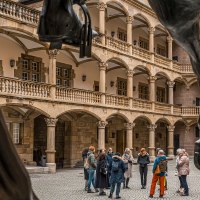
155 71 171 81
133 115 152 124
106 57 129 69
133 12 152 28
0 103 50 117
56 109 101 120
133 65 152 76
105 112 130 123
105 0 129 17
155 117 172 125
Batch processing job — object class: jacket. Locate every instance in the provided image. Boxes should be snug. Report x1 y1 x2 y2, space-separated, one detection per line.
87 151 96 170
106 153 113 173
152 155 167 176
137 153 150 167
178 155 190 176
109 156 125 184
122 153 134 179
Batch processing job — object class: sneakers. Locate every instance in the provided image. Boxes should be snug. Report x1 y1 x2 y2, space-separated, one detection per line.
149 195 153 198
99 192 106 196
108 193 113 199
116 196 121 199
87 189 94 193
159 195 163 198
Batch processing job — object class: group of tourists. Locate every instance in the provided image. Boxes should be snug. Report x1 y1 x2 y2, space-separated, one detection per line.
82 146 190 199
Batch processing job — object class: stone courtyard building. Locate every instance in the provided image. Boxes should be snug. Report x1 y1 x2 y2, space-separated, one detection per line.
0 0 199 173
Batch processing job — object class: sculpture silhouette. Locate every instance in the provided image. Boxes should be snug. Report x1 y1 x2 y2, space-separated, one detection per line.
148 0 200 170
0 110 39 200
20 0 97 58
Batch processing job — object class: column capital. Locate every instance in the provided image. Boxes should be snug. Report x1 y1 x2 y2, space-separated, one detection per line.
167 125 175 132
185 126 190 133
126 16 133 24
48 49 59 59
167 81 175 88
97 2 107 11
127 70 134 77
148 124 157 131
124 122 135 130
148 76 157 83
45 118 58 127
148 27 155 34
97 121 108 128
167 36 173 43
99 62 107 70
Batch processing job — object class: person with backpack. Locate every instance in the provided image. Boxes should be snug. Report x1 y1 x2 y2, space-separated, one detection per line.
137 148 150 189
108 152 125 199
106 147 114 188
86 146 98 193
122 148 134 189
95 152 108 196
149 150 167 198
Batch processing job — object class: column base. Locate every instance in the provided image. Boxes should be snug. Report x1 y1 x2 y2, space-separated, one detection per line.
46 163 56 173
150 156 155 162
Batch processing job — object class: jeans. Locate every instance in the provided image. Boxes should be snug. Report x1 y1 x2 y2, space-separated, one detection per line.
110 182 121 197
87 169 95 190
139 165 148 186
179 176 183 188
181 175 189 195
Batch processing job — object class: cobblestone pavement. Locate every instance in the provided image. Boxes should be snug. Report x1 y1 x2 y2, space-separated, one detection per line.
31 160 200 200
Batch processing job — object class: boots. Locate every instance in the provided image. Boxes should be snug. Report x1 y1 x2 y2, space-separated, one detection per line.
108 193 113 199
126 178 130 189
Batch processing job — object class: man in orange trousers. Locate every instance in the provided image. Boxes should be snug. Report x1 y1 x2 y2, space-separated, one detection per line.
149 150 167 198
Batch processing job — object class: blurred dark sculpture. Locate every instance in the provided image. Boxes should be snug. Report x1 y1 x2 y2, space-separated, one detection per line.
20 0 97 58
148 0 200 170
0 110 39 200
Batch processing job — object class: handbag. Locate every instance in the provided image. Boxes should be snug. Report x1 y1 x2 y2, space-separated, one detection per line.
124 163 128 171
154 165 161 174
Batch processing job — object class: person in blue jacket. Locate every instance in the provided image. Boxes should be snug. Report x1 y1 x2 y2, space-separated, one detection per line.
106 147 113 188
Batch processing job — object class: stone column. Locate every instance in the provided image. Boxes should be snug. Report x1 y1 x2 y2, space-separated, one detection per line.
98 2 107 45
149 27 155 62
148 124 157 159
167 125 175 158
167 81 175 104
45 118 58 173
124 122 135 149
99 62 107 104
149 76 157 110
167 36 173 60
127 70 134 106
49 49 58 100
97 121 108 150
127 16 133 54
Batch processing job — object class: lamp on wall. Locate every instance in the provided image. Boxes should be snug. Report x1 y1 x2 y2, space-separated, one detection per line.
110 81 114 87
133 40 137 45
10 59 15 68
82 75 86 81
111 31 115 38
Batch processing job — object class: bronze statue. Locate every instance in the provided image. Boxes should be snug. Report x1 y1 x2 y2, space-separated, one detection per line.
20 0 97 58
148 0 200 169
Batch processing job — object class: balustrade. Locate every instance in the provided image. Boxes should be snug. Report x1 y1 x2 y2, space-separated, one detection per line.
0 77 51 98
132 99 152 110
154 54 171 67
155 102 171 114
56 87 101 104
132 46 151 60
0 0 40 25
181 107 200 116
105 94 129 107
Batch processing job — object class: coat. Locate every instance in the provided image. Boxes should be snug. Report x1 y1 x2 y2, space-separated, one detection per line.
178 155 190 176
122 153 134 179
137 153 150 167
95 159 108 188
106 153 113 173
87 151 96 170
109 156 125 184
152 155 167 177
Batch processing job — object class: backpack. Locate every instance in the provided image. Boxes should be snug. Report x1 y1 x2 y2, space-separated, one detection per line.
159 159 167 173
112 161 119 172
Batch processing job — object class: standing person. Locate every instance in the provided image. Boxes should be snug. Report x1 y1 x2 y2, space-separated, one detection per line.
108 152 125 199
122 148 134 189
82 147 89 191
95 153 108 196
137 148 150 189
149 150 167 198
106 147 113 188
175 148 183 193
177 149 190 196
87 146 98 193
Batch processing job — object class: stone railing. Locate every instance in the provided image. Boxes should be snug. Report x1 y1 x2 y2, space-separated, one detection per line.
0 76 51 98
105 94 129 107
155 102 171 114
154 54 171 68
105 36 130 54
179 64 193 73
132 46 151 61
173 105 182 115
132 98 152 110
181 106 200 116
56 87 101 104
0 0 40 25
